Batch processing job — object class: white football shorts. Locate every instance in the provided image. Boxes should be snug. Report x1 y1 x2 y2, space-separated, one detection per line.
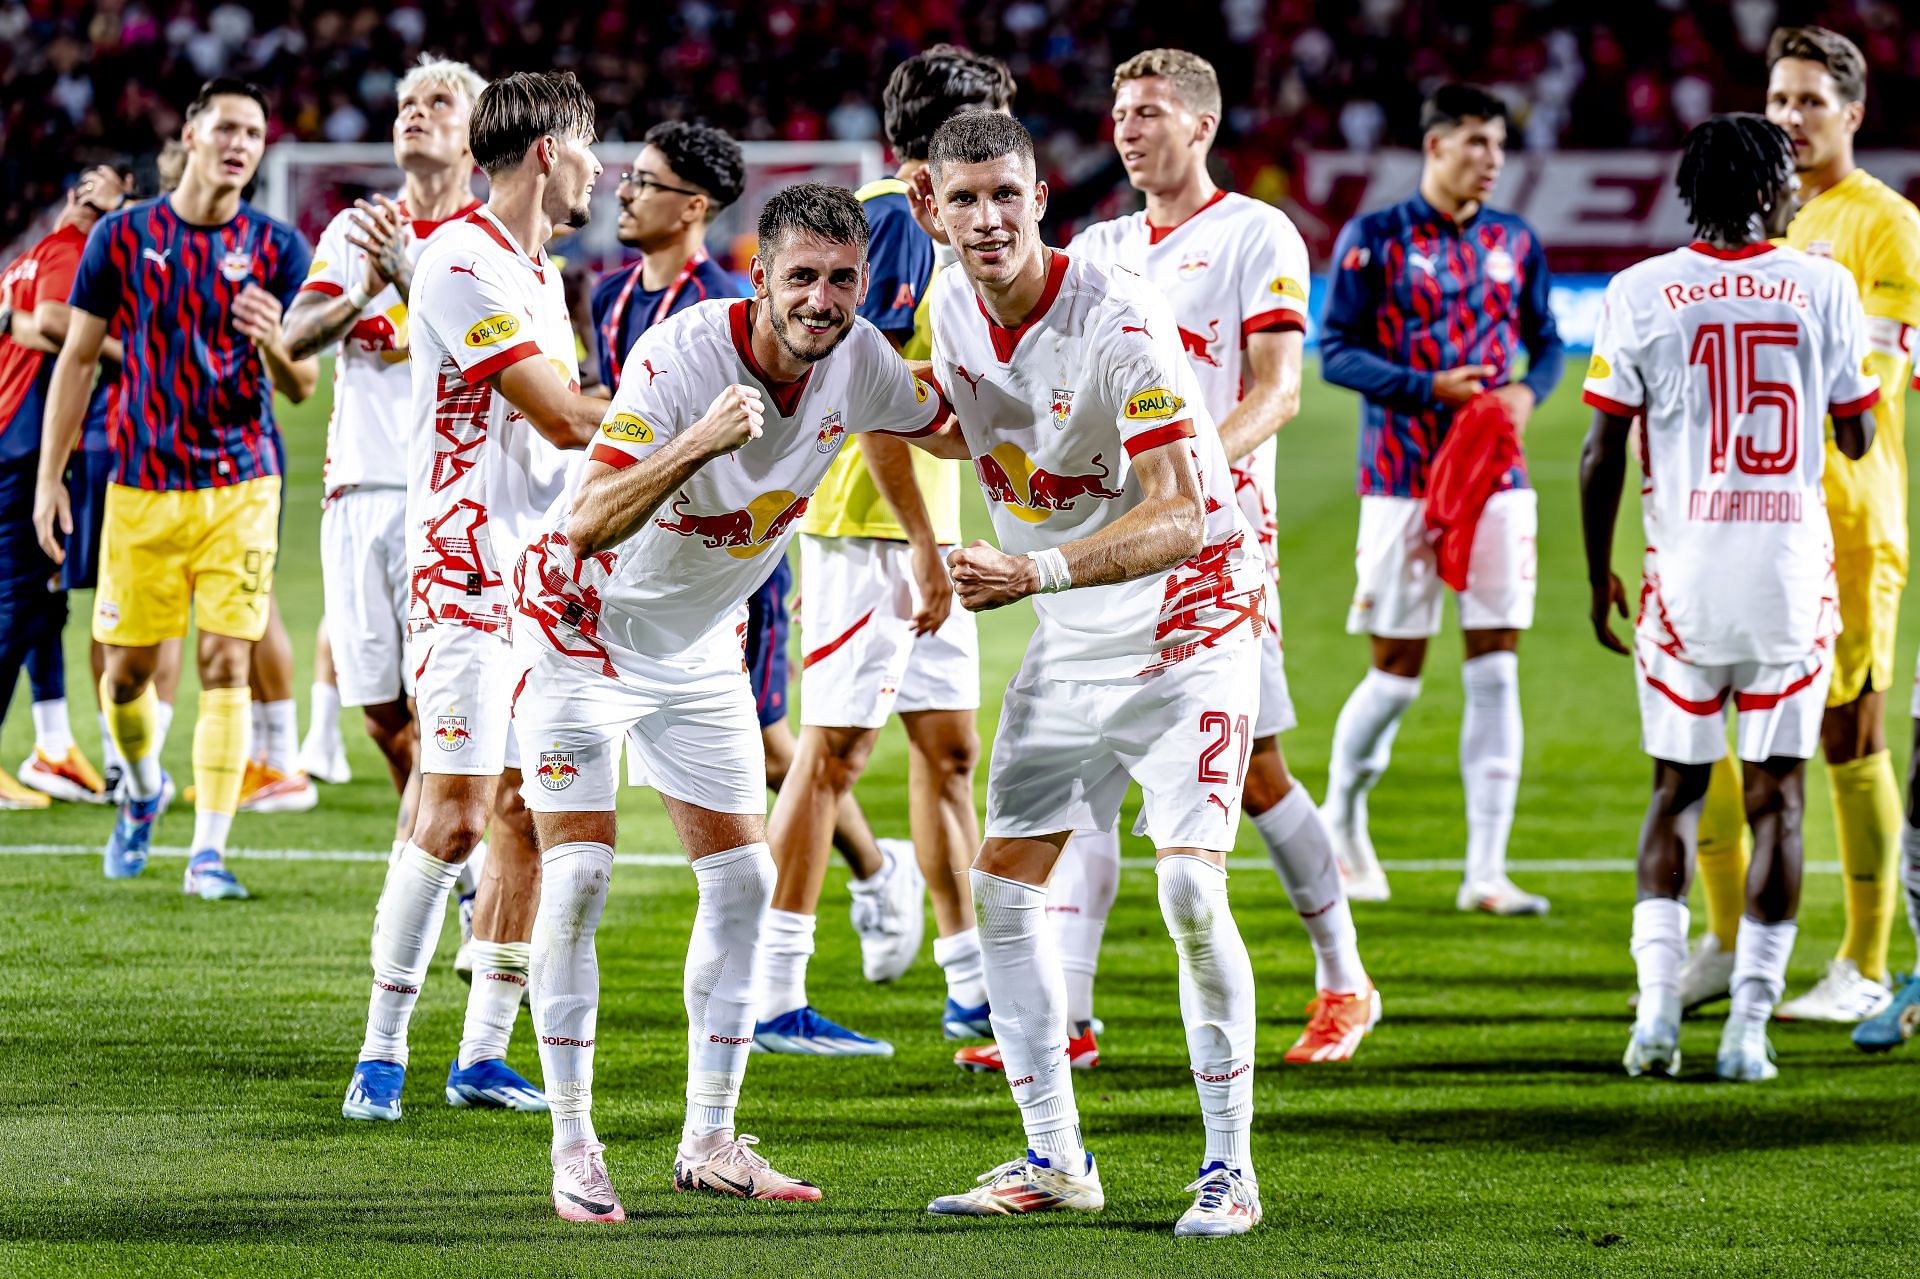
321 486 410 707
1636 636 1831 765
1256 577 1296 738
1347 488 1537 639
797 534 979 729
410 623 525 776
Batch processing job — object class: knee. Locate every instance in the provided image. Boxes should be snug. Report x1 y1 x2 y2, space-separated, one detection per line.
197 638 249 689
540 842 614 939
1155 854 1227 933
796 735 870 796
418 811 488 861
920 733 980 787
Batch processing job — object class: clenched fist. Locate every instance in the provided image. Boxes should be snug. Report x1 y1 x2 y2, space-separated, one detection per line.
691 384 764 458
947 540 1040 612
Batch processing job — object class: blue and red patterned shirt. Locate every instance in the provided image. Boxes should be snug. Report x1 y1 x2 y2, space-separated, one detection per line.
68 195 310 491
1320 192 1563 498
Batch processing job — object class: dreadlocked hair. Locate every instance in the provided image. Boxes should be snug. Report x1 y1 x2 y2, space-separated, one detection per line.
1676 113 1794 245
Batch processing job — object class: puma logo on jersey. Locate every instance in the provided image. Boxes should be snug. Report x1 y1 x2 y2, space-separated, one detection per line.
642 359 665 385
1409 251 1437 275
449 262 480 279
1120 321 1152 339
954 365 985 397
142 247 170 272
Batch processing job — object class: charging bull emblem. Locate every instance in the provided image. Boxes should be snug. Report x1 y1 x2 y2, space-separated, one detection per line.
655 489 811 558
435 715 472 751
536 750 579 791
972 443 1123 524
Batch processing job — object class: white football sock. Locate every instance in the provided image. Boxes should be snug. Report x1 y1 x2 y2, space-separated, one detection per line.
308 680 341 746
456 839 489 899
681 842 775 1157
1048 828 1120 1028
1728 916 1798 1033
757 909 815 1019
32 698 73 757
931 928 988 1010
973 869 1085 1174
1156 855 1256 1175
1325 668 1421 830
1902 822 1920 951
359 844 461 1066
1460 651 1522 887
190 810 234 855
263 699 298 774
457 939 530 1068
250 701 269 764
96 710 123 772
1252 785 1367 993
1630 897 1689 1028
153 699 175 757
531 840 614 1156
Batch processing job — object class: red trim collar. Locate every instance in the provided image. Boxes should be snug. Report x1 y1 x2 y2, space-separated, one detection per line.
466 208 544 272
1146 189 1228 246
977 250 1070 364
405 196 483 240
1687 240 1776 261
729 299 813 417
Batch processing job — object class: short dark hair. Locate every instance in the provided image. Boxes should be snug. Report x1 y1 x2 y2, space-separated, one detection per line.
756 183 869 263
643 121 746 216
1767 26 1868 104
1676 113 1795 244
927 111 1035 177
1420 83 1508 134
185 77 270 125
883 44 1016 162
470 71 597 176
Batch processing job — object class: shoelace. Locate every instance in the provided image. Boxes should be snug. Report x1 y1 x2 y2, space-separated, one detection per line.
976 1157 1031 1187
1183 1170 1236 1210
565 1142 611 1190
718 1134 773 1175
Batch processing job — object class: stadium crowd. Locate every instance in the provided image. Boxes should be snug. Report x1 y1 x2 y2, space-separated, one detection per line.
8 1 1920 249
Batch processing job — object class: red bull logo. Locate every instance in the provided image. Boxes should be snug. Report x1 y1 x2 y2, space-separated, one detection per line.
815 409 845 454
972 443 1123 524
1179 320 1222 368
537 750 580 791
349 303 410 364
1048 388 1074 428
435 715 472 751
655 489 811 559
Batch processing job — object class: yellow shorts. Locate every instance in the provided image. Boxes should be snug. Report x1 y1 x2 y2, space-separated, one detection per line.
93 477 281 646
1828 542 1907 707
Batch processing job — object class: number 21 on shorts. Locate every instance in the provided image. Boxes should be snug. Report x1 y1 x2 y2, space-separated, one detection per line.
1198 711 1251 785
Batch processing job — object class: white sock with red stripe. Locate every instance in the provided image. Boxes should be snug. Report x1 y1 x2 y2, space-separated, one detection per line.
1156 855 1256 1174
1630 897 1689 1029
458 939 530 1067
757 909 815 1019
681 843 775 1157
531 840 614 1157
1325 669 1421 831
359 844 461 1066
1461 652 1523 887
1252 786 1367 993
1047 828 1120 1028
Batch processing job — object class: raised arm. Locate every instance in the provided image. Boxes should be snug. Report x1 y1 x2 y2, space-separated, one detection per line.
567 384 762 556
286 199 412 360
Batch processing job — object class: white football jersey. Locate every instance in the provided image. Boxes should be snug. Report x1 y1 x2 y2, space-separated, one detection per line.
1583 241 1880 665
302 196 481 495
1067 192 1310 571
514 299 946 680
406 206 578 636
929 250 1263 680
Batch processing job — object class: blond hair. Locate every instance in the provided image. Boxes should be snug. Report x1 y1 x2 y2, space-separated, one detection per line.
1113 49 1221 119
396 54 488 109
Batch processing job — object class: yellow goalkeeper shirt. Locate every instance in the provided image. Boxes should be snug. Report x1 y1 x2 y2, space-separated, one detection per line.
1785 167 1920 553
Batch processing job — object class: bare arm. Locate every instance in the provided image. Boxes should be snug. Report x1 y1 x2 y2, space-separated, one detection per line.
862 431 951 633
495 357 611 451
1832 411 1873 461
947 439 1205 611
284 289 367 361
1215 329 1303 464
1578 409 1634 655
31 309 109 562
286 198 412 360
567 384 764 556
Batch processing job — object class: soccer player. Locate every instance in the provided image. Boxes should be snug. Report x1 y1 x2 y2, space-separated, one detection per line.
341 70 607 1122
285 55 489 857
1319 83 1565 914
515 182 951 1219
1681 26 1920 1030
0 163 130 808
32 78 317 899
919 112 1265 1237
757 43 1011 1058
1053 48 1374 1067
1581 114 1878 1081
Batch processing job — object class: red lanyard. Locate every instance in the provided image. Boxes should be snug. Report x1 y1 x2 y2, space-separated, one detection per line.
602 247 708 385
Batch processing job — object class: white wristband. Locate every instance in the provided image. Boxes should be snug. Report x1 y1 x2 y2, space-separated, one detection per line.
1026 547 1071 594
346 282 374 311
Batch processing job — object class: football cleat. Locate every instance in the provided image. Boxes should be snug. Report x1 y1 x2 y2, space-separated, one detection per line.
297 720 352 784
1456 877 1550 916
1174 1162 1263 1237
343 1059 405 1121
943 997 993 1039
752 1006 893 1057
1716 1025 1778 1082
954 1025 1100 1073
183 850 249 900
1775 958 1892 1024
552 1141 625 1222
1322 804 1389 901
18 746 108 804
453 893 477 982
928 1150 1104 1216
673 1134 821 1202
103 774 169 878
237 765 319 814
1284 986 1380 1063
1852 973 1920 1053
0 763 52 810
1676 933 1735 1011
850 839 926 983
1622 1017 1682 1078
445 1057 548 1111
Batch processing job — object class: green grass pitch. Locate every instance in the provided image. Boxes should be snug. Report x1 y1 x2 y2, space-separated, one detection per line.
3 364 1918 1277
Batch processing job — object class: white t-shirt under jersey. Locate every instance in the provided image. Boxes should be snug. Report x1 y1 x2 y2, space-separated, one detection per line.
406 205 577 636
1582 240 1880 665
301 195 481 496
1067 191 1311 571
929 249 1264 681
513 299 946 681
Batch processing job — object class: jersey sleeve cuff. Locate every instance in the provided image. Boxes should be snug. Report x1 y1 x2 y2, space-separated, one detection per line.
1123 418 1195 457
300 281 345 297
588 443 637 469
1831 387 1881 418
461 341 542 386
1243 309 1306 337
1582 389 1641 417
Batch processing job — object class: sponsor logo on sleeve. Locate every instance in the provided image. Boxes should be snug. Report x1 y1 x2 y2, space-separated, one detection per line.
601 413 654 444
464 313 520 347
1269 276 1306 300
1123 386 1184 421
1586 353 1611 379
914 378 930 404
306 258 329 278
